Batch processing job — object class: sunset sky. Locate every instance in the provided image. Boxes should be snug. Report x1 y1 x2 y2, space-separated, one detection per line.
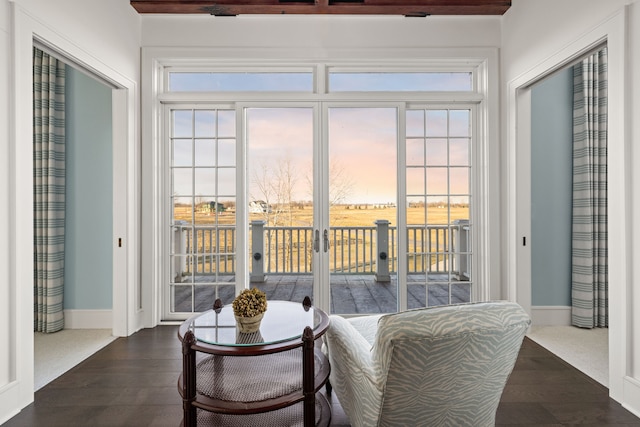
170 73 471 207
172 106 470 206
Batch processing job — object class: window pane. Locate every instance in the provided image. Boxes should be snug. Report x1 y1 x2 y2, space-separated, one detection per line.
329 72 472 92
194 139 215 167
194 168 216 195
172 199 193 224
406 167 425 195
406 138 425 166
425 139 447 166
194 110 216 137
169 72 314 92
173 168 192 195
450 110 470 137
426 167 447 194
450 138 470 166
173 139 192 167
406 110 425 137
218 139 236 167
450 168 469 195
218 110 236 137
217 168 236 195
173 110 193 137
452 196 470 215
426 196 448 223
425 110 448 137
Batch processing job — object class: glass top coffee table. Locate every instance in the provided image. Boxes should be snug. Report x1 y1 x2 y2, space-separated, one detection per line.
178 297 331 427
182 299 328 349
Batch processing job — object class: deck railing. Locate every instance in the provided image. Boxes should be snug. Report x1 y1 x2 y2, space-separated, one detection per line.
172 220 470 282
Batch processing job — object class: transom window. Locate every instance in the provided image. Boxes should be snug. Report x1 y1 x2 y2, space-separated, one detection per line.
167 70 474 93
169 72 314 92
328 72 473 92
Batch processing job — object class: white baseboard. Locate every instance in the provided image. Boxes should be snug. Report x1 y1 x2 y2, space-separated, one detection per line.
64 309 112 329
623 376 640 419
531 306 571 326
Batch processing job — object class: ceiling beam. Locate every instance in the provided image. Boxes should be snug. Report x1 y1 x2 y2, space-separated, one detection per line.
130 0 511 16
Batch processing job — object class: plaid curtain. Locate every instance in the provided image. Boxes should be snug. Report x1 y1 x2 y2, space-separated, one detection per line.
571 48 608 329
33 47 66 333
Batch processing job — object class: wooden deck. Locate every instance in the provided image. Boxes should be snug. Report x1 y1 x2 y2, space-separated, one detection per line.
173 274 471 315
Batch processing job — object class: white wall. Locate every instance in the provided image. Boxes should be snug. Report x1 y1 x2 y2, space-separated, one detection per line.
0 0 12 406
0 0 141 423
142 14 501 48
15 0 140 80
65 65 113 311
502 0 640 416
530 68 573 308
502 0 630 78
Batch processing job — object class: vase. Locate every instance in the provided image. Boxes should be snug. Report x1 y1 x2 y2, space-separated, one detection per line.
235 312 264 334
236 330 264 344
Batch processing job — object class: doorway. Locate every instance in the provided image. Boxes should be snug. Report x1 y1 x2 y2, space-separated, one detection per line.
518 52 609 387
33 51 117 389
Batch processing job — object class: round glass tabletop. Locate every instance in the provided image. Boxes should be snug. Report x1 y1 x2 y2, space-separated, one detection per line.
187 300 325 346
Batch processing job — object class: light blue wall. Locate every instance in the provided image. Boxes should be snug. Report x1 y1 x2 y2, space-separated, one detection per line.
64 65 112 310
530 67 573 306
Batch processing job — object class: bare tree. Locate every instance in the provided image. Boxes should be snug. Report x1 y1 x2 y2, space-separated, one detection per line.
328 158 355 206
251 156 301 272
304 157 355 207
251 156 300 226
250 160 275 222
278 156 300 225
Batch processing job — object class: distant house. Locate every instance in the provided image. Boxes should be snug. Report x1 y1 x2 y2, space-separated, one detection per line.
199 201 225 214
249 200 272 213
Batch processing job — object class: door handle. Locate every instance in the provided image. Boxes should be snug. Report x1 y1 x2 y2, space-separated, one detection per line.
314 229 320 253
323 229 329 252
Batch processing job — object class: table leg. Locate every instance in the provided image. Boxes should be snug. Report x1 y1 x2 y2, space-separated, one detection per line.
302 326 315 427
182 330 197 427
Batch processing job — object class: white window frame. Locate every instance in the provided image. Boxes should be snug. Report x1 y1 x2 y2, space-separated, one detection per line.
142 47 498 324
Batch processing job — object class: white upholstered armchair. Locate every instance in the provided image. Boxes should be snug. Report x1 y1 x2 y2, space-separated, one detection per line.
324 301 530 427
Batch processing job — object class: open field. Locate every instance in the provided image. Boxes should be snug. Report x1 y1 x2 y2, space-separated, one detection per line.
174 204 470 227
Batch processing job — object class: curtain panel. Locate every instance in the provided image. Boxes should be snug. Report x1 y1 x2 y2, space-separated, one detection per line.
33 47 66 333
571 48 608 329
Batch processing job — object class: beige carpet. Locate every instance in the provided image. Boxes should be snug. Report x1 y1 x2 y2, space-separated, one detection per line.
34 329 117 390
527 325 608 387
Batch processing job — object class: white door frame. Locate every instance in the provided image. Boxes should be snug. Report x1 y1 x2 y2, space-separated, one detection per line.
506 8 632 408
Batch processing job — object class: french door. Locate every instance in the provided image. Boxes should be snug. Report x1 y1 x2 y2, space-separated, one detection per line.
325 105 474 315
166 103 474 317
325 105 401 314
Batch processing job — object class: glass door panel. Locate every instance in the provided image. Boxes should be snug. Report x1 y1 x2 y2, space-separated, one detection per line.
327 107 398 315
170 108 237 314
406 108 472 308
245 107 315 303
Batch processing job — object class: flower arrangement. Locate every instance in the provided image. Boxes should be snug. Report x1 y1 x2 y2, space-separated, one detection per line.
232 288 268 318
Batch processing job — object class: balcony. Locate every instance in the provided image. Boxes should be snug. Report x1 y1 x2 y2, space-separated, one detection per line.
172 219 471 314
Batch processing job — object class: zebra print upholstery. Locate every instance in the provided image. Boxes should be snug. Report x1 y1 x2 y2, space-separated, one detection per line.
324 301 530 427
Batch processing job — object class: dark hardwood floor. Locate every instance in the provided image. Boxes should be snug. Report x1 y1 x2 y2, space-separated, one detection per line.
4 326 639 426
